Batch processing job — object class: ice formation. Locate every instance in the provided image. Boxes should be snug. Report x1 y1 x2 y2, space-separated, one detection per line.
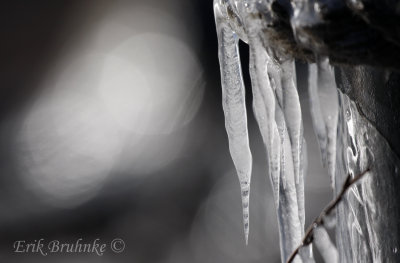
213 0 395 262
308 59 339 186
214 0 306 261
313 226 339 263
214 1 253 245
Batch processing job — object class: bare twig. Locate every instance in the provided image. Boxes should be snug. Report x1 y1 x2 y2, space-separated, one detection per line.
286 168 370 263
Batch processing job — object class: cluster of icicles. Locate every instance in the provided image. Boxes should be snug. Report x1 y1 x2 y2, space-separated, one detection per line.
214 1 339 262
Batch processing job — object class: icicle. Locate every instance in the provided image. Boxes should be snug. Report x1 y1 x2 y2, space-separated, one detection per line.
279 60 307 255
248 30 281 209
280 60 303 186
243 4 307 261
243 9 303 261
308 63 327 161
267 56 303 193
297 139 312 263
214 3 311 259
214 1 252 245
308 58 339 186
275 103 303 263
297 138 307 233
314 226 339 263
317 58 339 182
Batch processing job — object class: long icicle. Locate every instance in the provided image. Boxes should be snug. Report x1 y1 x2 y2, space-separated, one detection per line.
308 58 339 186
308 63 327 161
275 101 303 263
316 58 339 184
245 6 306 261
280 62 315 262
215 2 253 245
281 60 303 187
248 32 281 210
214 3 313 260
279 59 306 238
268 54 305 262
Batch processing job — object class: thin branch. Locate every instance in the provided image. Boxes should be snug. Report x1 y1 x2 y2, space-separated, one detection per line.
286 168 370 263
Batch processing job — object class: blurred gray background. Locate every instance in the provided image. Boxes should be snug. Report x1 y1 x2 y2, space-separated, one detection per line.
0 0 331 262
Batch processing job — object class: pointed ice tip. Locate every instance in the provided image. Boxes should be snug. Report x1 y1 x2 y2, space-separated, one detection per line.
243 217 249 246
243 220 249 246
242 208 250 246
240 186 250 246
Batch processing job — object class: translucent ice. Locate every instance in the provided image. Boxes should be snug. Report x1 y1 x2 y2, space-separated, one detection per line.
215 1 253 245
214 1 311 262
213 2 400 263
308 58 339 186
244 6 305 261
314 226 339 263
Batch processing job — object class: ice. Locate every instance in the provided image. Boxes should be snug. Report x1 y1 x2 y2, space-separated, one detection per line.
246 12 281 207
214 1 309 260
215 1 253 245
279 60 306 247
275 104 304 262
213 2 400 263
248 40 281 208
248 35 304 261
314 226 339 263
308 58 339 186
244 6 306 261
280 60 303 186
212 0 309 249
297 138 307 234
333 91 399 262
308 63 326 159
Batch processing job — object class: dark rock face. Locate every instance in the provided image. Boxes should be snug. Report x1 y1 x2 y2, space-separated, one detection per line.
334 89 400 262
335 66 400 157
263 0 400 69
334 65 400 262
